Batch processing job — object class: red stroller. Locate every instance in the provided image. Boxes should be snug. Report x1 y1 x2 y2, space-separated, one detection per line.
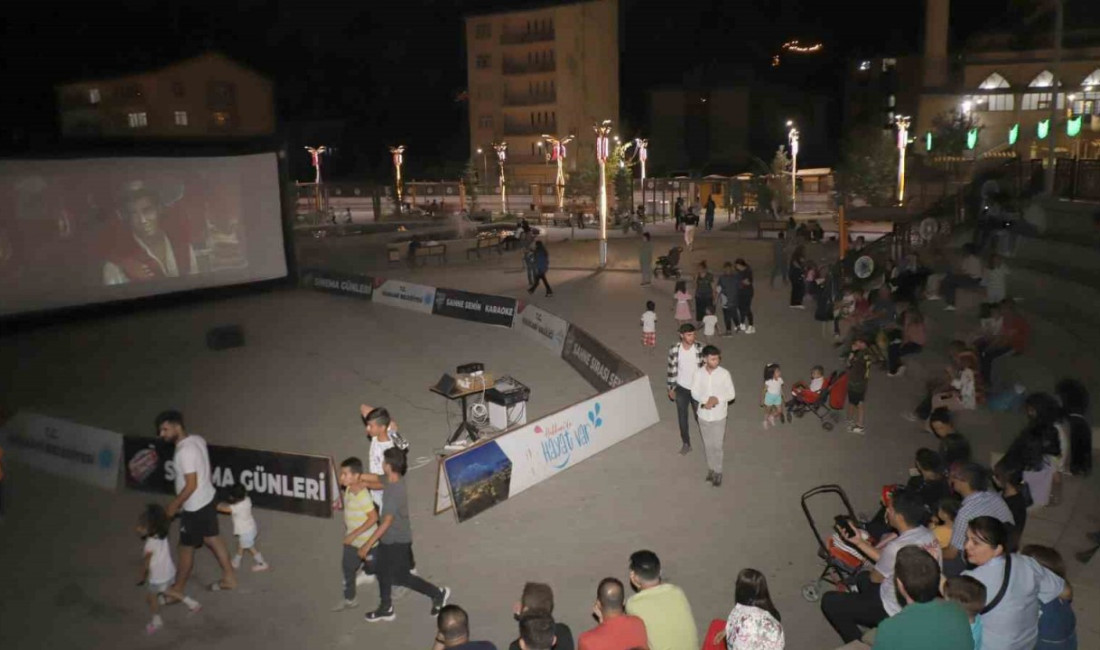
786 370 848 430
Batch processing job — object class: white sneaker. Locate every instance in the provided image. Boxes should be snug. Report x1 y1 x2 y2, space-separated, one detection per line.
231 555 242 570
356 571 377 586
748 326 756 334
944 305 956 311
332 598 359 612
926 294 942 301
739 323 747 332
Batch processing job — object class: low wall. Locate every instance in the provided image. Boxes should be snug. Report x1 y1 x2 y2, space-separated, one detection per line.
300 267 661 522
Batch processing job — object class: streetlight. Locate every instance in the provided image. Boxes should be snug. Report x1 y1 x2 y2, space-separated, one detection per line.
389 145 406 204
634 138 648 185
894 115 911 205
493 142 508 216
594 120 613 268
305 145 328 212
786 121 799 213
304 145 328 184
542 133 575 212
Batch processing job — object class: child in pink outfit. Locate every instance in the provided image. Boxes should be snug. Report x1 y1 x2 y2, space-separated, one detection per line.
673 280 692 325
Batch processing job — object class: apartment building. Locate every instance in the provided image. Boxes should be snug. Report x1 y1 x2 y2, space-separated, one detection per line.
56 52 275 140
465 0 619 188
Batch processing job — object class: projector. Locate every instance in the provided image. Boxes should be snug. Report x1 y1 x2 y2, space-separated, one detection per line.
457 362 484 375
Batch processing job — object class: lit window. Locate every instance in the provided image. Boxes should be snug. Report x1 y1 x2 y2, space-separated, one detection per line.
1021 92 1064 111
882 58 897 72
984 94 1014 111
174 111 188 126
978 73 1010 90
859 60 871 72
212 111 230 127
476 54 491 69
1082 69 1100 87
89 88 101 104
887 94 896 108
127 112 148 128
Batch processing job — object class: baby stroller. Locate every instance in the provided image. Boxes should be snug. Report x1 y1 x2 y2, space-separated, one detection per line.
786 370 848 430
654 246 683 279
800 484 865 602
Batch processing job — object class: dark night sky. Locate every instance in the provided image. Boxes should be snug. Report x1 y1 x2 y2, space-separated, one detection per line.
0 0 1014 179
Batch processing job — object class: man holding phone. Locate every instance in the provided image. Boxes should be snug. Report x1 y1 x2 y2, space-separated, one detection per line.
820 489 940 643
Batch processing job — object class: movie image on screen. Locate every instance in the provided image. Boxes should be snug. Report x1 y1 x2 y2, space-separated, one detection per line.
0 152 286 316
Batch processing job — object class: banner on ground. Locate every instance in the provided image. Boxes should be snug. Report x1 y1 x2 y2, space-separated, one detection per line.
432 287 517 327
300 268 374 300
0 411 123 491
371 278 436 314
561 324 644 392
437 377 659 521
122 436 337 518
512 302 569 356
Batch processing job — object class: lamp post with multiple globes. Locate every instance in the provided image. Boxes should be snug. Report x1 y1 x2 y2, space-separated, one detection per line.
786 121 799 213
594 120 613 267
389 145 405 205
541 133 575 212
894 115 911 205
492 142 508 216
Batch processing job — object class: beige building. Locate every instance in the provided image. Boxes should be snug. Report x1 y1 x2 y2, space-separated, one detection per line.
465 0 619 189
915 0 1100 159
56 52 275 140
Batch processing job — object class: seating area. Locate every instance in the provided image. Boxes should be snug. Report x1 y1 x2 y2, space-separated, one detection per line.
466 234 503 260
388 242 447 266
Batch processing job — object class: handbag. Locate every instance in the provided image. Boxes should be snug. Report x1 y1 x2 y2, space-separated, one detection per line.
979 553 1012 615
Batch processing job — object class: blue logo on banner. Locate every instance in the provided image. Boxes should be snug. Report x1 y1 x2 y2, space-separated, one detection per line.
98 447 115 469
538 402 604 470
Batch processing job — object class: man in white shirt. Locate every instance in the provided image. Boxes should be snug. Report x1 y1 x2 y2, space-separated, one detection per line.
356 406 414 577
158 410 236 592
821 489 940 643
690 345 736 486
666 323 704 456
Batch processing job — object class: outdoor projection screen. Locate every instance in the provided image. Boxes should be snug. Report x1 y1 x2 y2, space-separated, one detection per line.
0 152 286 316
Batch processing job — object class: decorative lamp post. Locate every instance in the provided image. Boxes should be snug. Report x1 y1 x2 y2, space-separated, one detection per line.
389 145 406 204
594 120 613 267
786 122 799 213
542 133 575 212
305 145 328 212
635 138 648 185
894 115 911 205
493 142 508 216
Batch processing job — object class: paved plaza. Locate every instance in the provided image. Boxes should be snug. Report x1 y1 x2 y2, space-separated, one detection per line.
1 223 1097 649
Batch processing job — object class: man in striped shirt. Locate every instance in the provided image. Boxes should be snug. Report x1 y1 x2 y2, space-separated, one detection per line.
944 462 1014 575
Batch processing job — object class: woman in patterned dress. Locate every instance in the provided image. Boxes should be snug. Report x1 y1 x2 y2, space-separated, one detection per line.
712 568 785 650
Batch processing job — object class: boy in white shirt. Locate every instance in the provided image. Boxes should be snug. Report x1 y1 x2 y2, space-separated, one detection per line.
701 307 719 341
217 484 269 572
640 300 657 353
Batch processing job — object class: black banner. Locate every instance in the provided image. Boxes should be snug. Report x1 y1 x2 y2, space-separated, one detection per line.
300 268 374 300
123 436 336 518
561 325 644 392
431 287 518 327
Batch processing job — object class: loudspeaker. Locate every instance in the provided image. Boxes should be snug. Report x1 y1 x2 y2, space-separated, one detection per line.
206 325 245 351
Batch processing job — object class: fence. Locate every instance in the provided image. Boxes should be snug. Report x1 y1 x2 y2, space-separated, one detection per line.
1031 158 1100 201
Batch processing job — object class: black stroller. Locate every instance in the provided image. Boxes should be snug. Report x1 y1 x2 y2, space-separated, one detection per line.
654 246 683 279
800 484 865 601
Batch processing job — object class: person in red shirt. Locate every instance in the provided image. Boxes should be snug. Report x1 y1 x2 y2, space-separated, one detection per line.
979 299 1031 386
578 578 649 650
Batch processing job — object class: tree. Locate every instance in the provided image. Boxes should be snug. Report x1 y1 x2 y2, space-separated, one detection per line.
931 109 983 156
836 124 898 207
461 161 479 213
565 141 634 209
770 146 793 214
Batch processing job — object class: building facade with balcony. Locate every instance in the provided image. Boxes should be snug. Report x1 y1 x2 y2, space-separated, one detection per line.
55 52 275 140
465 0 619 189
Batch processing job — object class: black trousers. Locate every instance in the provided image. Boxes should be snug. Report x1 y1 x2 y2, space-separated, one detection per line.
790 275 805 306
528 272 552 294
821 571 888 643
722 304 740 331
737 292 754 327
674 384 698 447
376 543 442 610
695 294 713 323
341 544 375 601
887 341 922 374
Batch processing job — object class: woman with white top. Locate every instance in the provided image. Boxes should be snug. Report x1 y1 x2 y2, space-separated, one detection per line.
962 516 1067 650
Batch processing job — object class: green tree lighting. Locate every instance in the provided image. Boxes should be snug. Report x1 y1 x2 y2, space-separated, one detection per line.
925 132 933 151
966 128 978 150
1008 123 1019 146
1037 119 1050 139
1067 115 1083 137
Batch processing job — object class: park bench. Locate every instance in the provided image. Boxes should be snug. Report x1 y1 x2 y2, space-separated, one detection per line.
415 243 447 265
466 235 503 260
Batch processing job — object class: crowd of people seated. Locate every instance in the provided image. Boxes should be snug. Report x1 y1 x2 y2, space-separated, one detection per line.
770 216 1093 649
